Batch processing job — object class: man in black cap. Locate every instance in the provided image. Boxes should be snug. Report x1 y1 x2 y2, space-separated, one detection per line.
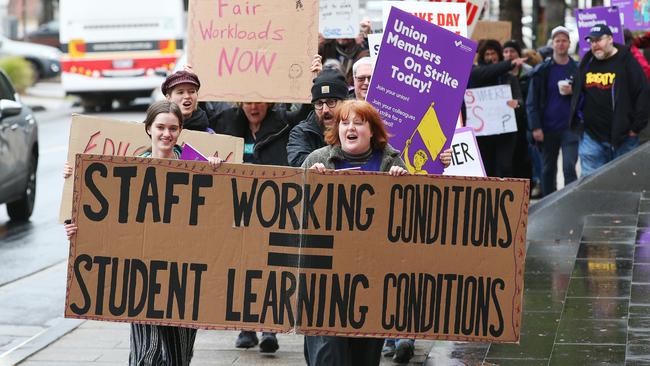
286 69 350 167
569 24 650 176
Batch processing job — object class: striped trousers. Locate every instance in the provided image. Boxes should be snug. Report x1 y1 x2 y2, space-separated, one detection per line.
129 324 197 365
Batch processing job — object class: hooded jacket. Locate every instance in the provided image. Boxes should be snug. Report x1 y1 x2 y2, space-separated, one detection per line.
569 44 650 147
210 107 291 166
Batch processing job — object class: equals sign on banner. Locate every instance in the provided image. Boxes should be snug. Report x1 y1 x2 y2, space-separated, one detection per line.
267 232 334 270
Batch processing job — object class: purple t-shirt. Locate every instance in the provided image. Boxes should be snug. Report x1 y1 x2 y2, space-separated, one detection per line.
542 63 573 131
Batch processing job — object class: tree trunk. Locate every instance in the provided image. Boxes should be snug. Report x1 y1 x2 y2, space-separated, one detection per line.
39 0 56 24
500 0 523 45
543 0 565 44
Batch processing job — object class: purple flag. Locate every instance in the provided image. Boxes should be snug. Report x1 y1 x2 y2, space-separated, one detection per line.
366 7 476 175
180 143 208 161
576 7 625 57
611 0 650 31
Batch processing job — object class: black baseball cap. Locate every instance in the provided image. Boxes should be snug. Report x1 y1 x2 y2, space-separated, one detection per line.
585 24 613 41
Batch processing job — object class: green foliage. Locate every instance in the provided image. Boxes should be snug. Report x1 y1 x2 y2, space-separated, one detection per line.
0 56 35 93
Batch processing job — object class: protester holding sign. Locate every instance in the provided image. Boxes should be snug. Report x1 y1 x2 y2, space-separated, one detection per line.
301 99 407 366
211 101 299 352
467 39 527 178
64 100 222 365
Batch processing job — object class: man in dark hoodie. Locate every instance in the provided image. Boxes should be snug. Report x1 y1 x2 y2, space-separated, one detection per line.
287 69 350 167
161 70 212 132
569 24 650 176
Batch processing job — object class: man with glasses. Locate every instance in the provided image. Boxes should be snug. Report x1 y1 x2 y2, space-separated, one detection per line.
287 69 349 167
569 24 650 176
352 57 373 100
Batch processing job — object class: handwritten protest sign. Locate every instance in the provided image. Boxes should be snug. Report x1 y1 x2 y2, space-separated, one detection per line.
320 0 360 39
382 1 467 36
367 8 476 175
187 0 318 103
368 33 382 59
428 0 485 36
66 155 528 343
611 0 650 31
470 21 511 44
464 85 517 137
576 7 624 57
59 114 244 222
443 127 486 177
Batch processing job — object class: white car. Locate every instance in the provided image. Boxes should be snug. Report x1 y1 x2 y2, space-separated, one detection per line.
0 35 61 81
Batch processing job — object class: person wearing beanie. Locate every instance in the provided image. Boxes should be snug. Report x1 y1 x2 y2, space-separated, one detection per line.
466 39 527 178
287 68 350 167
161 69 212 132
526 26 579 197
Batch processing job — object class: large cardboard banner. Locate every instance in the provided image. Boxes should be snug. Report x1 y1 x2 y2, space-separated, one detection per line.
443 127 486 177
611 0 650 31
366 8 476 175
428 0 485 36
65 155 528 343
382 2 468 36
470 21 511 44
187 0 318 103
464 85 517 137
320 0 360 39
59 114 244 222
576 7 624 57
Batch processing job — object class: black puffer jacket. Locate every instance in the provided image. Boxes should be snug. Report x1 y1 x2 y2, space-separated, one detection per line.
210 107 291 166
569 44 650 147
286 111 326 167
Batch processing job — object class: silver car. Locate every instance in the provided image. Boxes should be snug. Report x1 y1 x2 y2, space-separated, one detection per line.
0 69 38 221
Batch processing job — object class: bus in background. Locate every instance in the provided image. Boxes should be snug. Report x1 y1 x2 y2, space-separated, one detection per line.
59 0 183 111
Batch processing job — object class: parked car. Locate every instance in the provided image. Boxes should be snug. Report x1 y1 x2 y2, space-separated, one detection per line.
25 20 60 49
0 69 38 221
0 35 61 81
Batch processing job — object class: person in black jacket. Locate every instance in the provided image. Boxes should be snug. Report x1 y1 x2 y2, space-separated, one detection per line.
209 103 291 353
287 69 350 167
569 24 650 176
468 39 527 178
211 104 291 166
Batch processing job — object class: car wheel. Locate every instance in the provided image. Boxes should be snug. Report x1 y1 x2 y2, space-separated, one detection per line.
7 154 37 221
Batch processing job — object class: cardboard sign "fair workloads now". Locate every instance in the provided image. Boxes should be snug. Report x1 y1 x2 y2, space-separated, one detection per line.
65 155 529 343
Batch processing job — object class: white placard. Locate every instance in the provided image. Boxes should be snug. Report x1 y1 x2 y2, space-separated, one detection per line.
320 0 360 39
464 85 517 137
368 33 382 59
443 127 486 177
381 1 467 36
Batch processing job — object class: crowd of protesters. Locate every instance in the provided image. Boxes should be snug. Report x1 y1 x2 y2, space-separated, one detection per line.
62 16 650 366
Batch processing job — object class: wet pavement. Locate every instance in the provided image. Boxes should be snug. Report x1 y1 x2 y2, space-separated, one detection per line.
421 195 650 365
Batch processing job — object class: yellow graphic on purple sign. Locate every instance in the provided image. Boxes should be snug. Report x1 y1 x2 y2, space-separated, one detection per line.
402 102 447 174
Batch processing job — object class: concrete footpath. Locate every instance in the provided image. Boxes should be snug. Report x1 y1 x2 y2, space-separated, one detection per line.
14 320 436 365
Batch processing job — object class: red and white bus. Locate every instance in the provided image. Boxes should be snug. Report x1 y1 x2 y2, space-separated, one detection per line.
59 0 184 110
